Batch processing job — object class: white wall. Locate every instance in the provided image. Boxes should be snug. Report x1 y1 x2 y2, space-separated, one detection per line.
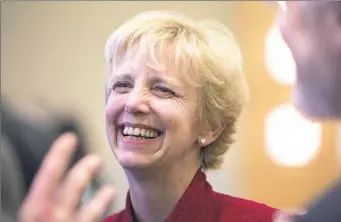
2 1 244 212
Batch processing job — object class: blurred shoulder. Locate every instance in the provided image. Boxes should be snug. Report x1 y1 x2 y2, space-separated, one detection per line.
294 180 341 222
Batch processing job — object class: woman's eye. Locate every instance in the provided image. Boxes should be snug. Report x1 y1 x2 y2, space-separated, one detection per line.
112 81 132 93
153 86 175 97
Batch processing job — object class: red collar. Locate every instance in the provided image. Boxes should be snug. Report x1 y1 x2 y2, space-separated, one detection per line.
121 169 214 222
103 170 277 222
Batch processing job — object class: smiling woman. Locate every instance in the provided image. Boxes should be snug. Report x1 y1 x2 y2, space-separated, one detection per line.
16 9 279 222
105 11 248 170
102 10 277 222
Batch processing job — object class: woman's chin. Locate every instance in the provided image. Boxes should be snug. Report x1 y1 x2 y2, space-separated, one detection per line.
112 131 166 169
114 151 161 170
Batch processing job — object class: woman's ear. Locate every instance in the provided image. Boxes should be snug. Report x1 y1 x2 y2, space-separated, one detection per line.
198 121 225 147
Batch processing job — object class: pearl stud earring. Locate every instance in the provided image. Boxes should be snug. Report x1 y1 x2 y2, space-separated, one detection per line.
199 138 207 145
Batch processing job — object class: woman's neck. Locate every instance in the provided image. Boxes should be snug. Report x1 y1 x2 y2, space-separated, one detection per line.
125 164 200 222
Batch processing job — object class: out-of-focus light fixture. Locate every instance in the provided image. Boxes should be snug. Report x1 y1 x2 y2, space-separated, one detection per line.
265 104 321 167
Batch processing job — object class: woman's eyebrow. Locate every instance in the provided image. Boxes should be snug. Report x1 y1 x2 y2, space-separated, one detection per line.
111 73 134 82
149 75 182 87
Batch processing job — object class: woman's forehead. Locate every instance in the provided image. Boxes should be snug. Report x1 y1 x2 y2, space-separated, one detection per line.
112 41 201 87
113 55 199 90
115 56 167 77
117 43 168 71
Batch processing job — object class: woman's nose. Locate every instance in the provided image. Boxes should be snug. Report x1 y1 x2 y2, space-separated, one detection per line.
124 88 150 114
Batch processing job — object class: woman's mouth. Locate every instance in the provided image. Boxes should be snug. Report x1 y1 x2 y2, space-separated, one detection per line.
120 125 162 140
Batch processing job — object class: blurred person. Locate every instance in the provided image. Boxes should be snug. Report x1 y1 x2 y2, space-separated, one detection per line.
273 1 341 222
1 100 95 222
1 135 25 222
17 11 279 222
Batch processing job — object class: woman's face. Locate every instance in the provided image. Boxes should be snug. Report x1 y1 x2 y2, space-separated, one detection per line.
105 46 203 170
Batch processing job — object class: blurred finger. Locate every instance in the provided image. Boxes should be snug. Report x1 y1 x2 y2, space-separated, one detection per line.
57 154 102 212
273 210 294 222
77 186 116 222
24 133 78 205
273 209 307 222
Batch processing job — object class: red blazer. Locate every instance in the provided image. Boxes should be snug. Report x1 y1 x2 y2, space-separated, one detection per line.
103 170 277 222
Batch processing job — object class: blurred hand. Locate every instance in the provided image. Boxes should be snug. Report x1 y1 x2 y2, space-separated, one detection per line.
273 210 294 222
18 133 116 222
273 209 307 222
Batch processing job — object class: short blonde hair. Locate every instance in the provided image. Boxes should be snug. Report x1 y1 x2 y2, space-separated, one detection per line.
105 11 249 170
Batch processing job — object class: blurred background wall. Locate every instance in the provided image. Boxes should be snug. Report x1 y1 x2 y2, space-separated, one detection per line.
2 0 340 214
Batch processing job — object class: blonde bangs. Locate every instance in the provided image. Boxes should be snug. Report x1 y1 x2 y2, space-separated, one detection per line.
106 14 205 88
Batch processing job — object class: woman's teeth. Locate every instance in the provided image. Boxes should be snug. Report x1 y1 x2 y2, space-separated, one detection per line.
122 126 159 139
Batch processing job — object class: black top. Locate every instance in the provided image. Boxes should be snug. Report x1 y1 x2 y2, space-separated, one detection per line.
294 180 341 222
